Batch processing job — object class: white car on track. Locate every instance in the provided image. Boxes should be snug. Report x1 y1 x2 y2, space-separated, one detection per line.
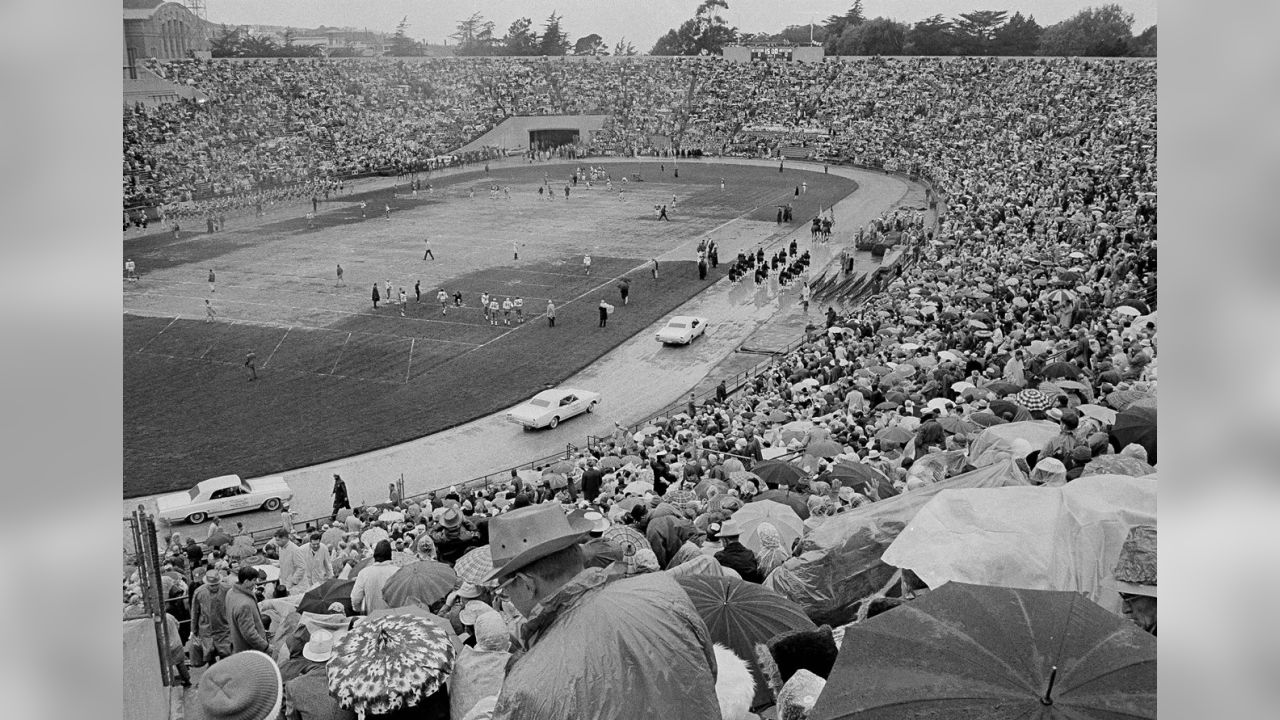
656 316 709 345
155 474 294 525
507 388 601 430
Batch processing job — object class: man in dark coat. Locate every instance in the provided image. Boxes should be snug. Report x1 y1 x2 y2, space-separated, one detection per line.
225 566 269 654
713 520 762 583
580 459 605 503
914 410 947 453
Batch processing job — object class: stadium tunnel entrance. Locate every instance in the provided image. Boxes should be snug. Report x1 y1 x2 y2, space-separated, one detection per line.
529 128 579 150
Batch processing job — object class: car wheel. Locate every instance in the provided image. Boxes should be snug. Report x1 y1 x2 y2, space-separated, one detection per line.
587 401 598 413
263 497 282 511
187 512 207 525
549 416 560 429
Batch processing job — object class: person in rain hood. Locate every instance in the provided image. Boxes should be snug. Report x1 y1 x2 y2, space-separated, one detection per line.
485 503 723 720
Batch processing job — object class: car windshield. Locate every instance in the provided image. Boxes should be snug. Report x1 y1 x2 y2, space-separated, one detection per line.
189 487 200 501
668 321 687 329
529 399 551 408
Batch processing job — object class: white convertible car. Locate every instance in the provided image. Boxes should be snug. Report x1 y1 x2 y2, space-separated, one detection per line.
155 474 294 525
507 388 601 429
656 316 709 345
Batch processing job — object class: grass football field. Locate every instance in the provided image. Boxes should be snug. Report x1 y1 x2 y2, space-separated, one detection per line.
123 160 856 498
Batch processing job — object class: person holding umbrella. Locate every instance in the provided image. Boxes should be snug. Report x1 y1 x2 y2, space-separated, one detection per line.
485 503 722 720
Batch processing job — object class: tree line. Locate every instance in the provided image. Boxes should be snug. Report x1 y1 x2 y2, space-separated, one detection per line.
655 1 1154 57
206 2 1153 59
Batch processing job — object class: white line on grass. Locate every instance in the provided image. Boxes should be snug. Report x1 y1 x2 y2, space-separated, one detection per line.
134 316 181 353
406 337 415 384
261 327 292 369
330 332 351 375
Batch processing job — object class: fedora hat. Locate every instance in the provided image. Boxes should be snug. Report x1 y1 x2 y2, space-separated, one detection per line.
483 503 588 582
439 508 462 528
717 518 744 538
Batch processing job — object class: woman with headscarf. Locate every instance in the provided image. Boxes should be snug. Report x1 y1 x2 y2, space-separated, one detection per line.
449 611 512 720
753 522 792 579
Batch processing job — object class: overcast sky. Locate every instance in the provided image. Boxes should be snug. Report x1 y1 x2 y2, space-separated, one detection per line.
204 1 1158 50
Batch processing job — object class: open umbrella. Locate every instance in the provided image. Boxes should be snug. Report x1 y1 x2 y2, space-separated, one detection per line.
725 472 760 493
298 578 356 615
1041 361 1083 380
805 439 845 458
780 420 816 442
981 380 1021 397
1111 406 1156 464
1113 305 1142 317
730 500 804 556
1077 403 1117 425
623 480 654 496
1013 388 1053 412
546 460 574 474
633 426 662 442
1106 390 1152 412
1116 298 1151 315
875 426 915 445
205 531 233 549
597 456 624 470
1082 455 1156 478
602 524 650 553
968 412 1007 427
985 399 1020 419
675 574 816 709
382 560 458 609
826 461 895 498
810 581 1156 720
750 460 808 488
328 613 455 718
543 472 568 490
751 490 811 519
792 378 820 392
938 416 980 435
763 409 791 423
453 545 494 586
360 527 389 549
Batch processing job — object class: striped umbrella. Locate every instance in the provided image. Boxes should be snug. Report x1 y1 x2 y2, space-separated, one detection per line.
602 524 650 554
1106 390 1153 411
1012 389 1053 412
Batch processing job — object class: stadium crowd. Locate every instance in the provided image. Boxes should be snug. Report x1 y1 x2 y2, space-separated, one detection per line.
123 54 1155 720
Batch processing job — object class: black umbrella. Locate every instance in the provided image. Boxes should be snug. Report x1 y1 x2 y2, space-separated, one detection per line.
750 490 810 519
1041 361 1083 380
986 399 1019 418
810 582 1157 720
1111 405 1156 465
299 578 356 615
750 460 808 489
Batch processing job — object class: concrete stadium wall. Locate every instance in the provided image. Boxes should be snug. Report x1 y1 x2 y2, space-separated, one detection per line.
123 619 171 720
455 114 612 154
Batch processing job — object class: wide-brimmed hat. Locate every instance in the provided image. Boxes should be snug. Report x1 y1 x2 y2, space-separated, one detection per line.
459 599 494 626
483 503 588 582
439 508 462 528
717 519 744 538
198 650 282 720
455 582 484 600
302 628 347 663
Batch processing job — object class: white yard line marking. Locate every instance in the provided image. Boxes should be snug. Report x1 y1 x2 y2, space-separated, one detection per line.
406 337 415 383
134 315 181 353
261 327 292 369
330 333 352 375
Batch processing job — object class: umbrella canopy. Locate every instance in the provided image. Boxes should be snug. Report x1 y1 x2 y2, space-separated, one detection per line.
1116 298 1151 315
750 460 808 489
730 500 804 556
299 578 356 615
1113 304 1142 317
779 420 816 442
828 459 893 493
675 574 816 709
937 415 980 435
810 581 1156 720
1082 455 1156 478
874 426 914 445
453 545 494 587
597 456 624 470
1012 388 1053 412
633 426 662 442
382 560 458 609
723 473 758 494
205 531 233 549
328 613 455 717
1041 361 1083 380
750 490 811 519
763 409 791 424
1077 403 1117 425
546 460 574 474
1112 406 1157 464
805 439 845 458
623 480 654 496
968 412 1007 427
1105 390 1153 411
360 527 389 548
981 380 1022 397
602 525 651 554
